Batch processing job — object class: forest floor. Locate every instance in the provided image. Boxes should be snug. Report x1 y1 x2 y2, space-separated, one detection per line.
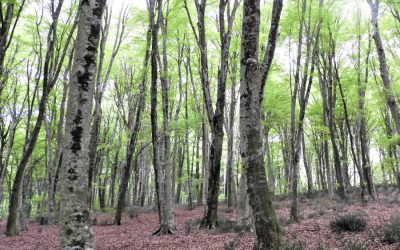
1 187 400 250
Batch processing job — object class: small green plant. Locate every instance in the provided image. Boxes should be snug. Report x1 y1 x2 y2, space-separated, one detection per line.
330 212 367 233
282 240 305 250
341 239 367 250
383 213 400 244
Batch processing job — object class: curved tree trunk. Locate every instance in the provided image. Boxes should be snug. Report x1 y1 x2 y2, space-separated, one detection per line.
239 0 283 248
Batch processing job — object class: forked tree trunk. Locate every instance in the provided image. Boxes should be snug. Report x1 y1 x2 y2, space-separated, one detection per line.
149 0 175 234
184 0 239 229
290 0 323 221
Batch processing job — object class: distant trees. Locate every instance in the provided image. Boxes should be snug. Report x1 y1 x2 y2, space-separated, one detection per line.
6 0 76 236
1 0 400 247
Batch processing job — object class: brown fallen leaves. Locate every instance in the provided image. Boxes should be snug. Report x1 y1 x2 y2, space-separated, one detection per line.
1 187 400 249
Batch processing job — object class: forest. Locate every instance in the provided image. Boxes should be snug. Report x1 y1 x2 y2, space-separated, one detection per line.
0 0 400 249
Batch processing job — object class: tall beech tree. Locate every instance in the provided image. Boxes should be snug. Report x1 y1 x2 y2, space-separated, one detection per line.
290 0 323 222
184 0 239 229
149 0 175 234
239 0 283 249
58 0 106 248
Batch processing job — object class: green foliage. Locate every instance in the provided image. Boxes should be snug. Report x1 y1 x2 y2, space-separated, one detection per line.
282 240 306 250
383 213 400 244
341 240 367 250
330 212 367 233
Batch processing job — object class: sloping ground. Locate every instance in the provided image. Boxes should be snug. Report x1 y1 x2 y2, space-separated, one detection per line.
1 188 400 250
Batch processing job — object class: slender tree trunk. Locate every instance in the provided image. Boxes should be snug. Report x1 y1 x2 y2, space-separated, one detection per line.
302 131 313 195
6 0 69 236
290 0 323 220
184 0 239 229
48 69 69 224
225 57 238 208
175 144 184 204
368 0 400 136
149 0 175 234
114 21 150 225
265 128 276 195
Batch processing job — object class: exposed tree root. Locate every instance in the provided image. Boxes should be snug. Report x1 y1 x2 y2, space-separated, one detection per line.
153 225 174 235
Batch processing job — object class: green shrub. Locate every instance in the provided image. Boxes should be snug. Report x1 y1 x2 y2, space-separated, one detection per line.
383 213 400 244
330 212 367 233
282 240 305 250
341 240 367 250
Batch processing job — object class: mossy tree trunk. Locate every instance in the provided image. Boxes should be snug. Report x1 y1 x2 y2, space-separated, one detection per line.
239 0 283 249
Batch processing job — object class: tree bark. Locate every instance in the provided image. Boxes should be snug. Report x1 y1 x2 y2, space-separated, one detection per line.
368 0 400 136
184 0 239 228
239 0 283 248
59 0 105 248
6 0 73 236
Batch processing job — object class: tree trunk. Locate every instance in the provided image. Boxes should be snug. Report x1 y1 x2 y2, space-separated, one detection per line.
236 171 252 229
184 0 239 229
239 0 283 248
149 0 175 234
368 0 400 136
6 0 70 236
59 0 105 248
114 21 150 225
225 58 238 208
290 0 322 220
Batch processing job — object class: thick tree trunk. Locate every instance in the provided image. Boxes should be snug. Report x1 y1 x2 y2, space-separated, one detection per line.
239 0 283 249
158 1 176 231
59 0 105 248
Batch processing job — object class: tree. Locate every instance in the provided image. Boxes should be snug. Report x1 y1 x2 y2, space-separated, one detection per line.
149 0 176 234
6 0 76 236
58 0 106 248
290 0 324 222
184 0 239 229
368 0 400 136
239 0 283 249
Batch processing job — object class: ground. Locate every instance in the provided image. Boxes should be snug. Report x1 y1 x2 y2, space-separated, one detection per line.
1 187 400 249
